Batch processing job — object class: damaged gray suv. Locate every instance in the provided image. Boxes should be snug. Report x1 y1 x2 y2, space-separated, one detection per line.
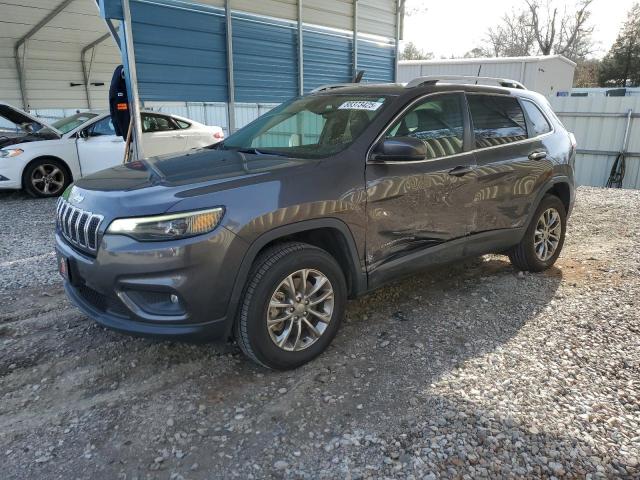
55 76 576 369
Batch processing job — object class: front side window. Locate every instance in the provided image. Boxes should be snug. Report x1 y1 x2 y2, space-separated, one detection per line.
221 95 390 159
385 94 464 159
90 116 116 136
142 114 177 133
521 100 552 137
468 95 527 148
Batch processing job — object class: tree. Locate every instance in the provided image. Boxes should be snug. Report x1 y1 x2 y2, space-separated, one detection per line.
526 0 594 59
485 9 538 57
598 3 640 87
573 59 601 87
400 42 434 61
464 48 488 59
477 1 595 61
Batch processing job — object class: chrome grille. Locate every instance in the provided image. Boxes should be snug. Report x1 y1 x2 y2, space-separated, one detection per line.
56 198 103 252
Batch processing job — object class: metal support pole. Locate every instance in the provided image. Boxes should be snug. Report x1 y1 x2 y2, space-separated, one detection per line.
621 109 633 153
13 0 74 110
394 0 404 82
122 0 145 159
14 45 28 110
81 33 110 109
225 0 236 135
353 0 358 80
105 19 122 50
298 0 304 96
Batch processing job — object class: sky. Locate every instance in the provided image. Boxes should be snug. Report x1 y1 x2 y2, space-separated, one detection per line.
402 0 637 59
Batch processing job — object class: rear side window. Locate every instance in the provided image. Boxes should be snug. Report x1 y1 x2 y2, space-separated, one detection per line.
521 100 552 137
468 95 527 148
142 114 177 133
385 94 464 160
175 119 191 129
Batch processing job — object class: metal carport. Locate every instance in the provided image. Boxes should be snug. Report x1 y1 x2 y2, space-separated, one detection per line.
1 0 121 113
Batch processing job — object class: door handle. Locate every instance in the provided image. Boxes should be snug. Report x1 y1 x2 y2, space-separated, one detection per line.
529 151 547 161
111 139 123 143
448 165 474 177
173 134 185 138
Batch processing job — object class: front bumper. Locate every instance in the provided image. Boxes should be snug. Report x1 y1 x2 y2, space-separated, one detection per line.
0 158 23 189
56 226 247 341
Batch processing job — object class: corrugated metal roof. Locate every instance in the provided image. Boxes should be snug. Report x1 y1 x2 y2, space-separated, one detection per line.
0 0 121 109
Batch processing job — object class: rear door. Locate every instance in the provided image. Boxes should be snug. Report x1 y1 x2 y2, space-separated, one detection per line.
141 113 187 157
76 115 125 176
467 93 553 232
365 93 477 276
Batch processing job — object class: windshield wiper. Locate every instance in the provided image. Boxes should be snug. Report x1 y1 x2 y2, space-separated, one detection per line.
231 147 290 157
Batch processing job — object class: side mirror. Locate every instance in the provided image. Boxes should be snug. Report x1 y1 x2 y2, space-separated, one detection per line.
79 129 89 139
371 137 427 162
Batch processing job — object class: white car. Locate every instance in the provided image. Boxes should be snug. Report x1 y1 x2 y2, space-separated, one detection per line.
0 103 224 197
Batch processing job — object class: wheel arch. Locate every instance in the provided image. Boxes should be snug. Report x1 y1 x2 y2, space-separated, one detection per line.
21 155 74 189
223 219 366 338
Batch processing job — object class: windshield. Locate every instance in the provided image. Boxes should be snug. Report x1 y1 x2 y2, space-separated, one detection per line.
220 94 391 158
51 112 99 134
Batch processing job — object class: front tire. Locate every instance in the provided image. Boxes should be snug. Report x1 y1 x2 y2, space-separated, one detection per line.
508 194 567 272
23 158 70 198
234 242 347 370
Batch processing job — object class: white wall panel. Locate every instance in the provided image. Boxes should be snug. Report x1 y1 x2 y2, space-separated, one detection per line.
550 96 640 189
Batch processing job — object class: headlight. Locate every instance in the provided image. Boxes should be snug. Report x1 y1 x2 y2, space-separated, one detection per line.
0 148 24 158
107 207 224 241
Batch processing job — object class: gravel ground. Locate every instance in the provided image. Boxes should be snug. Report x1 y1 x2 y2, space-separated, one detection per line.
0 186 639 479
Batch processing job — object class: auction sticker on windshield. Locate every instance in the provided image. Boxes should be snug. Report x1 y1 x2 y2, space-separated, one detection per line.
338 101 383 111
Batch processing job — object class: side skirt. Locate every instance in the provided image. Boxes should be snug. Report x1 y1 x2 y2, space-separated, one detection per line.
366 227 526 291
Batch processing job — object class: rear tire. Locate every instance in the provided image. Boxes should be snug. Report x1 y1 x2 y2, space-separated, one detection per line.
234 242 347 370
23 158 70 198
508 194 566 272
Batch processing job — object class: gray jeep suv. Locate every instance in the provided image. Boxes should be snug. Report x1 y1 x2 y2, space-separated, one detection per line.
55 77 576 369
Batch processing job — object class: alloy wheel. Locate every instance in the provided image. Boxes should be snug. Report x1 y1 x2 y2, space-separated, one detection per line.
31 164 65 195
534 207 562 261
266 268 334 352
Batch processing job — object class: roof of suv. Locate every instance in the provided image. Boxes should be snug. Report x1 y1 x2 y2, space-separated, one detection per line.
311 82 544 102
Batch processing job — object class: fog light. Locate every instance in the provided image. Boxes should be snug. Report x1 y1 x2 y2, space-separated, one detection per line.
170 294 179 304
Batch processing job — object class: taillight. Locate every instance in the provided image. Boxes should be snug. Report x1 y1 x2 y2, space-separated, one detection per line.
213 131 224 139
568 132 577 169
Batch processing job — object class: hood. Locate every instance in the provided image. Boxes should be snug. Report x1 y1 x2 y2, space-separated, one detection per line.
0 131 60 148
0 104 60 148
70 148 313 217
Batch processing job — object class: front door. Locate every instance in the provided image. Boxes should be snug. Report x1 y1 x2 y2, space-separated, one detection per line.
365 93 477 286
75 115 125 176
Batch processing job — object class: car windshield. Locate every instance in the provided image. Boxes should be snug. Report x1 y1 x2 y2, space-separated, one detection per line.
220 94 391 158
51 112 99 134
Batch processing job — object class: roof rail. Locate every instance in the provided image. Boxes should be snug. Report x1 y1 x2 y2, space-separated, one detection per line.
310 83 357 93
406 75 526 90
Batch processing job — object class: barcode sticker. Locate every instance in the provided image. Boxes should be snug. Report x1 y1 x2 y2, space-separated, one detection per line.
338 101 383 111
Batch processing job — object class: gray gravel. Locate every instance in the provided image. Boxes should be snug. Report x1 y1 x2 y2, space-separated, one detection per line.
0 190 57 292
0 186 639 479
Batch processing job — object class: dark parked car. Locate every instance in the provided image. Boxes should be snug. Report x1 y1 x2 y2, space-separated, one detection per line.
55 76 576 369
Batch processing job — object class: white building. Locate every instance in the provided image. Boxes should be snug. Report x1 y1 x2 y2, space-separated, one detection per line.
398 55 576 97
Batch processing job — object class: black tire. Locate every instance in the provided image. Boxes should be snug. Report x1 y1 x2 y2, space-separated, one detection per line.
508 194 567 272
234 242 347 370
23 158 70 198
